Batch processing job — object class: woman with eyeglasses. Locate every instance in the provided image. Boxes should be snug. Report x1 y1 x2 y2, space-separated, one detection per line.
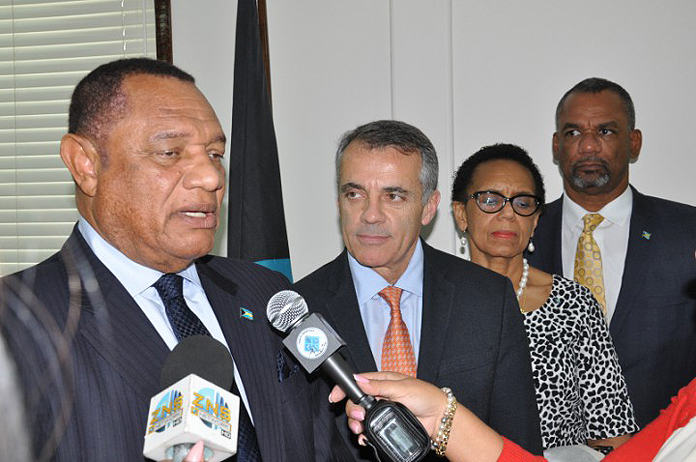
451 144 637 452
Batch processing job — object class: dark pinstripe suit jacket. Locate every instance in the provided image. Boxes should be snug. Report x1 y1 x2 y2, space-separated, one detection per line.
0 228 353 462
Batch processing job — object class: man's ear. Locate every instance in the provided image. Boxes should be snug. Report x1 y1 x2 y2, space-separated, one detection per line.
629 128 642 163
60 134 100 197
421 190 440 226
552 132 560 164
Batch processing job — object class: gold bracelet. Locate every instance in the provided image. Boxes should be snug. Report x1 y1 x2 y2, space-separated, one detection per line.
431 387 457 457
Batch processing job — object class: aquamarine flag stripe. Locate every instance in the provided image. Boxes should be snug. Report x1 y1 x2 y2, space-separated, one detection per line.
255 258 293 283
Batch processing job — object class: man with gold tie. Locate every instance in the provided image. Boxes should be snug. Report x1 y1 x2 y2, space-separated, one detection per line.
294 120 542 461
529 77 696 429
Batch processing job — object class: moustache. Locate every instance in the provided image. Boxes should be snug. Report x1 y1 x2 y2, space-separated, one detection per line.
571 157 610 172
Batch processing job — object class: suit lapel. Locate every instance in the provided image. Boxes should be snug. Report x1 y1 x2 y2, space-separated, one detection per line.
418 243 455 384
323 253 378 373
64 230 169 402
536 198 564 274
610 188 653 337
197 260 284 461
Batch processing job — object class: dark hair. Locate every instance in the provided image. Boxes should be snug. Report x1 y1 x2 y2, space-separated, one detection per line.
68 58 195 156
555 77 635 130
335 120 439 205
451 143 545 207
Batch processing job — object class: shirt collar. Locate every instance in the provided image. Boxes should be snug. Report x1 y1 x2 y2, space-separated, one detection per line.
347 239 424 305
562 186 633 229
348 239 423 305
77 217 203 297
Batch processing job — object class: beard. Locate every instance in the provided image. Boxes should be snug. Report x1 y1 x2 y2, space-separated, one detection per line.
569 158 611 190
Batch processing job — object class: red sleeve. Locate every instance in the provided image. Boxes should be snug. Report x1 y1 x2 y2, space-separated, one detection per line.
604 378 696 462
497 438 547 462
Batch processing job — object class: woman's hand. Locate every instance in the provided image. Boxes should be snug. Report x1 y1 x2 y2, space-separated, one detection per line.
329 371 447 440
183 441 205 462
330 372 507 462
160 441 206 462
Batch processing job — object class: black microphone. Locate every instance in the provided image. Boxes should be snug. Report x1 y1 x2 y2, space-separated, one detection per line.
267 290 430 462
143 335 240 462
159 335 234 390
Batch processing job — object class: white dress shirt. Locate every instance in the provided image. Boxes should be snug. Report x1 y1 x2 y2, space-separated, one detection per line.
561 187 633 323
348 239 424 369
77 217 253 420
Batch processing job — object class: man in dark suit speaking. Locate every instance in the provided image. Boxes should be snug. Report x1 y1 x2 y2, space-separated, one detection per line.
529 78 696 428
294 120 542 459
0 58 351 462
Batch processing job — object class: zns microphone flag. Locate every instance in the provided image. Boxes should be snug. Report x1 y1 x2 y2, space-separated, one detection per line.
228 0 292 282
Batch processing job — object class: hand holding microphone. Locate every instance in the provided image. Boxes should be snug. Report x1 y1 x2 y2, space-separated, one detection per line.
266 290 430 462
330 371 450 441
161 441 205 462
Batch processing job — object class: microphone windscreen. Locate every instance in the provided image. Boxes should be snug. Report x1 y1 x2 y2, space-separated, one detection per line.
266 290 308 332
159 335 234 391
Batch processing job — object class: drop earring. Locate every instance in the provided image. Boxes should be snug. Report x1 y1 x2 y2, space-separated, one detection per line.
460 234 468 250
527 239 535 253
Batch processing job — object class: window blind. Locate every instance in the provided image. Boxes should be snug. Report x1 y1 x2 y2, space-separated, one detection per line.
0 0 156 275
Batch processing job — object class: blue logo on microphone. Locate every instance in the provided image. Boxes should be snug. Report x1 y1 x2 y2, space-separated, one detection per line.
296 327 328 360
148 390 183 434
191 387 232 437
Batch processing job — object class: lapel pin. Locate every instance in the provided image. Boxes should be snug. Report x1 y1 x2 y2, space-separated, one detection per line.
641 231 651 240
240 307 254 321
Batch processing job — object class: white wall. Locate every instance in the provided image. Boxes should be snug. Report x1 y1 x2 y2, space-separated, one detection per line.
173 0 696 280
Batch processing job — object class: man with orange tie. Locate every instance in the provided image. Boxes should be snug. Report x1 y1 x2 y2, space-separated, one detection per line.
294 120 542 460
529 78 696 429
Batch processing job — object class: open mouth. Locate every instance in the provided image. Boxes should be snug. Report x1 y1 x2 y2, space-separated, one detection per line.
183 211 208 218
178 208 217 228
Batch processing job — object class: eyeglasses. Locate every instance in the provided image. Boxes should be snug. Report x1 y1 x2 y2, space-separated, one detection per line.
466 191 541 216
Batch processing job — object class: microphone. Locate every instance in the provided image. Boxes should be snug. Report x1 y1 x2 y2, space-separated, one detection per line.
143 335 240 462
267 290 430 462
267 290 374 408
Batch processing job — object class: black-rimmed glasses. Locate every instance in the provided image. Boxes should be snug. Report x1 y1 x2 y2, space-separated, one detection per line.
466 191 541 216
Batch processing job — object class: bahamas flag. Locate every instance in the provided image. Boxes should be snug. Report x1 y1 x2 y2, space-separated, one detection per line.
227 0 293 282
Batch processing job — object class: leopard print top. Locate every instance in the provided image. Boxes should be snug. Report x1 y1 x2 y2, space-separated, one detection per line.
523 274 639 449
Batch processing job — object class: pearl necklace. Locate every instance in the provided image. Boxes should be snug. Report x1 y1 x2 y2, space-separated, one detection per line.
516 258 529 309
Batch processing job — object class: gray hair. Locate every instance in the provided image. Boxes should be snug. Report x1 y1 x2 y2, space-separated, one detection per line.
335 120 439 205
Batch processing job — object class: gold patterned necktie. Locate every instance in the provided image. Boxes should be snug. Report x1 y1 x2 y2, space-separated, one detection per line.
574 213 607 314
379 286 417 377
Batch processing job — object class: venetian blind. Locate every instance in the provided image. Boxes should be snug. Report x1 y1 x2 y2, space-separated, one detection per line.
0 0 156 275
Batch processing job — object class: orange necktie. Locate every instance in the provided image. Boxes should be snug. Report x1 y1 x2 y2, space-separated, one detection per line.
379 286 417 377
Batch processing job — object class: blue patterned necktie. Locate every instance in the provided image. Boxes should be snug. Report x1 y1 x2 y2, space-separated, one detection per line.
153 273 262 461
154 273 211 340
